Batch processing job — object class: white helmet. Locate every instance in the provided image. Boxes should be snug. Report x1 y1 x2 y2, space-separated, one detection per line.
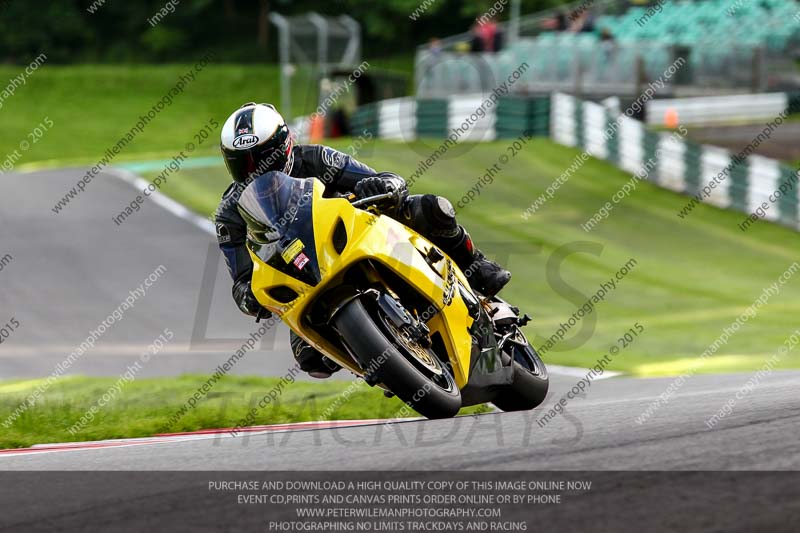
220 102 294 183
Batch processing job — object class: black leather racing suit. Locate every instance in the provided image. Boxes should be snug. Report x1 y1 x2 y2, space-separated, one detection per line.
215 144 493 373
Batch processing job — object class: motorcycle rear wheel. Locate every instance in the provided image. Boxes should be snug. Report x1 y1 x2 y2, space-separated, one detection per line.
333 298 462 420
492 342 550 412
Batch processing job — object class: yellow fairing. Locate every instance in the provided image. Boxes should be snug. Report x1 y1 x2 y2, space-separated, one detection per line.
248 179 475 388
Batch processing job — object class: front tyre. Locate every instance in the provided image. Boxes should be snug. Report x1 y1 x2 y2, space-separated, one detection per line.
333 298 462 419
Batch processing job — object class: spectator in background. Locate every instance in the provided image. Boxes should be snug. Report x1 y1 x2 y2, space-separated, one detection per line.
598 27 617 77
541 9 568 31
428 37 444 58
555 10 568 31
470 16 504 52
570 10 595 33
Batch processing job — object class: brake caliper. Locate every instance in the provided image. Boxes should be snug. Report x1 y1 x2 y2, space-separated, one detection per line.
377 293 431 347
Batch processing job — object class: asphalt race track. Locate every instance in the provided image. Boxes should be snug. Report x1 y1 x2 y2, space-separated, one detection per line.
3 370 799 470
0 168 298 379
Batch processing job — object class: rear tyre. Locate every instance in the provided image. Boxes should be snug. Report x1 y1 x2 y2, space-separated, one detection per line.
333 298 462 419
492 343 549 412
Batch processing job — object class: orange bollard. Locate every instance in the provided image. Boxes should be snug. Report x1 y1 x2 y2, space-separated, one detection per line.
309 114 325 143
664 108 679 129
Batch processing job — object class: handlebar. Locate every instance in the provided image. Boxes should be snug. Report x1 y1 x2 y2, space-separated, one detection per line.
350 192 395 208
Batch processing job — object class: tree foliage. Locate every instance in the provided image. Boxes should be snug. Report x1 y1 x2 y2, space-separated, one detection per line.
0 0 568 63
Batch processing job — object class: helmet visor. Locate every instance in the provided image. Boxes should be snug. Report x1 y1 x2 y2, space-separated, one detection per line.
224 141 290 184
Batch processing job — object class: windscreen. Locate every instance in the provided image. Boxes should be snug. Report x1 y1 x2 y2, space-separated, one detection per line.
238 172 308 234
237 172 313 265
239 172 321 285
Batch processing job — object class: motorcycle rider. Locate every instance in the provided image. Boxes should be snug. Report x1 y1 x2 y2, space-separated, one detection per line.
216 103 510 378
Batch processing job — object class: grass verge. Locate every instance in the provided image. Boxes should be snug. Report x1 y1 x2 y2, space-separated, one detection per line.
0 375 490 449
1 59 415 169
0 64 316 167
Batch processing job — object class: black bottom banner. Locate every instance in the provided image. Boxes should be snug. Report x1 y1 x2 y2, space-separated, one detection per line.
1 471 799 532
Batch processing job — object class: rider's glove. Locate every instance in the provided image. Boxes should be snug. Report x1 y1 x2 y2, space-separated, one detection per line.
233 279 271 318
354 176 392 198
354 174 408 209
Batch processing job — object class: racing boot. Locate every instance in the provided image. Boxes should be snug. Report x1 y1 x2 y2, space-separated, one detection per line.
441 226 511 298
290 332 341 379
464 250 512 298
402 195 510 298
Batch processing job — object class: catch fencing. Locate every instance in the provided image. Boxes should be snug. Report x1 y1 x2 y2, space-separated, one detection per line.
551 92 800 229
346 91 799 231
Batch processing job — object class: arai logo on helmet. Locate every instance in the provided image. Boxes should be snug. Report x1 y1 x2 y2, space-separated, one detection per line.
232 134 259 150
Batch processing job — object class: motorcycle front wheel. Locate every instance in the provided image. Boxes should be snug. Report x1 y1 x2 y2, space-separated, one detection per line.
333 298 462 420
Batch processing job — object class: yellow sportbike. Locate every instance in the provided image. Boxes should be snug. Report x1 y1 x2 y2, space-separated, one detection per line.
238 172 548 419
